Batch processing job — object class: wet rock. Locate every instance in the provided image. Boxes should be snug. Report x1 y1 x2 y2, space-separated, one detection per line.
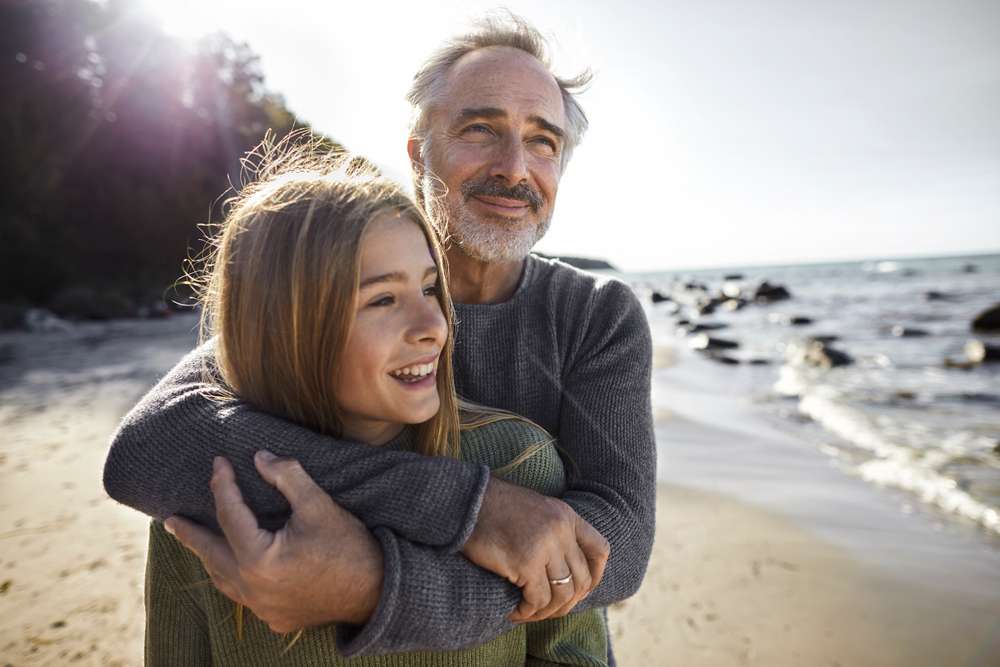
753 281 792 304
747 358 772 366
965 340 1000 364
689 334 740 351
721 298 748 312
679 322 729 334
768 313 814 326
962 263 978 274
944 358 976 370
925 290 957 302
651 291 671 304
684 281 709 292
888 325 929 338
786 338 853 369
695 298 722 316
723 273 745 281
811 334 840 344
705 352 740 365
971 304 1000 332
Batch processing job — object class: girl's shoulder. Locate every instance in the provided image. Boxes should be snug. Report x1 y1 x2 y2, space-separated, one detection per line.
460 417 566 496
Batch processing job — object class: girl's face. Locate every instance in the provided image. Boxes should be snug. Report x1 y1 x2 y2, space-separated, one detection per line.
334 211 448 445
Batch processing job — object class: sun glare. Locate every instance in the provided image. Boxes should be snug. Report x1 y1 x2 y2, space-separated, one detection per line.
139 0 226 41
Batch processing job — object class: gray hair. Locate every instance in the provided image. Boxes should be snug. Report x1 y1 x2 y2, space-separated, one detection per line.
406 12 592 172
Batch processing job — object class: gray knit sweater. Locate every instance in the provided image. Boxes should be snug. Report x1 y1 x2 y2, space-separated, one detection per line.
103 254 655 657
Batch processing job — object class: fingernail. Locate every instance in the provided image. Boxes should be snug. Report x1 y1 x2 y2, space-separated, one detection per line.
213 456 223 473
164 519 177 536
255 450 276 463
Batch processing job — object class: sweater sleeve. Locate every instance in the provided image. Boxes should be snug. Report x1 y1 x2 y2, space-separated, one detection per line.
555 280 656 606
145 520 213 667
103 340 490 550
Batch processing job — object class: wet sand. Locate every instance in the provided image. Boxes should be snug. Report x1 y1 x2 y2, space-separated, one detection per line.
1 315 998 665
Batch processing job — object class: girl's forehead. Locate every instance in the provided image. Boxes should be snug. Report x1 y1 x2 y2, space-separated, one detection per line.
359 214 435 279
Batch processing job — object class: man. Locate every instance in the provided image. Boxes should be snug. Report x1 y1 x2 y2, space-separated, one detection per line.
104 13 655 659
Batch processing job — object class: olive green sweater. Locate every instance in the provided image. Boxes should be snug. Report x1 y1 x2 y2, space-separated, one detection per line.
145 418 608 666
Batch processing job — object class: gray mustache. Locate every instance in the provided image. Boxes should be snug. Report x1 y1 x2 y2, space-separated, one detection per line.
461 179 543 211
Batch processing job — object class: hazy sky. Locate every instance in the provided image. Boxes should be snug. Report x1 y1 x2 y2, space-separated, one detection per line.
141 0 1000 271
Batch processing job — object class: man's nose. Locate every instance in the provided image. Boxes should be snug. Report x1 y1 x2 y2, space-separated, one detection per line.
490 136 528 185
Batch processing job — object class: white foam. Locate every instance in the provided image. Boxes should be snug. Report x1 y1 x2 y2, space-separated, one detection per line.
798 391 1000 535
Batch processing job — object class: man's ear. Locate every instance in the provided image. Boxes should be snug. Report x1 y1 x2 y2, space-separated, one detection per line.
407 136 424 174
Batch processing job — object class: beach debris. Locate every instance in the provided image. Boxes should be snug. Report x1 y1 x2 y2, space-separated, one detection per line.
785 338 853 369
0 579 11 594
689 334 739 351
887 325 929 338
769 313 814 326
753 281 792 303
925 290 957 301
971 304 1000 332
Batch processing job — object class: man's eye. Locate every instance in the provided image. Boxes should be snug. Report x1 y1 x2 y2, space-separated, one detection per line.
532 136 558 152
464 124 493 135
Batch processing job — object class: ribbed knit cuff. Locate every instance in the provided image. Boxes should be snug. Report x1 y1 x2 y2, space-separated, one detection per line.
334 526 402 657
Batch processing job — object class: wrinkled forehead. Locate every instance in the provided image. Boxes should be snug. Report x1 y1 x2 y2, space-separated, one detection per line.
431 46 566 129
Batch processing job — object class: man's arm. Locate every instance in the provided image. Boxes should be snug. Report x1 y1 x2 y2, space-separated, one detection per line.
103 339 490 549
554 279 657 605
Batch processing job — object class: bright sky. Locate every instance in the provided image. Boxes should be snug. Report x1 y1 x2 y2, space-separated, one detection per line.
141 0 1000 271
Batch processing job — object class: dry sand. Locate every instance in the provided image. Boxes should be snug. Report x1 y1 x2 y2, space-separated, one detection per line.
1 316 998 665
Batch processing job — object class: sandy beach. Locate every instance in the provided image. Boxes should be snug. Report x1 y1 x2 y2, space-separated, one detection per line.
1 314 998 666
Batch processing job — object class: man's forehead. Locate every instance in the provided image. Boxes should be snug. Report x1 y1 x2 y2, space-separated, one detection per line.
435 46 565 125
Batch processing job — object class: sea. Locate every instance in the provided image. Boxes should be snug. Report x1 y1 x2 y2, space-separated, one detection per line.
620 253 1000 542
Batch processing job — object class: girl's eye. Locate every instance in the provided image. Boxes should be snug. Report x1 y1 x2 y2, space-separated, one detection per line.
368 295 395 307
423 283 439 297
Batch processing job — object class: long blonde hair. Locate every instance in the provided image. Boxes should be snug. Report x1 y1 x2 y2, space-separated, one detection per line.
194 131 461 458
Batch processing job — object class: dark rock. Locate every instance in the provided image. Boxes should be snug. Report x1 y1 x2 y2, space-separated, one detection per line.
787 338 853 369
689 334 740 351
684 281 709 292
769 313 813 326
651 291 672 304
676 318 691 327
747 358 772 366
888 325 929 338
943 358 976 370
723 273 745 281
965 340 1000 364
754 281 792 303
925 290 957 301
971 304 1000 332
695 298 722 316
680 322 729 334
705 352 740 365
721 298 748 312
962 263 978 274
811 334 840 344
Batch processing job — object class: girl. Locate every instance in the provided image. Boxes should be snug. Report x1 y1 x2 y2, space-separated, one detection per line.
142 136 608 665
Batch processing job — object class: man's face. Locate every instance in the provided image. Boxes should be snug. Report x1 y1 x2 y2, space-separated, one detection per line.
413 47 566 263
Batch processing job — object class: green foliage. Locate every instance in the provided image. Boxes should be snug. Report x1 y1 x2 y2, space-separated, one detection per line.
0 0 338 312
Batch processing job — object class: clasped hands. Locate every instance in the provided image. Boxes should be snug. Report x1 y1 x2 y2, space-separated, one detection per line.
164 451 610 634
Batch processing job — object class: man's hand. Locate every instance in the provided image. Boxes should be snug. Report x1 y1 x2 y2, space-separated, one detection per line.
461 477 610 623
163 451 383 633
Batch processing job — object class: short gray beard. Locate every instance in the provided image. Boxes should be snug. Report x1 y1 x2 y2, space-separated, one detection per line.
419 156 551 264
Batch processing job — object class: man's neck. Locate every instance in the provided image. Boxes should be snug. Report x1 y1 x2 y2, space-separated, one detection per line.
446 249 526 305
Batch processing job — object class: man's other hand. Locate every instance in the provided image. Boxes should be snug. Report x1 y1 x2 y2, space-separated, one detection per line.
164 451 383 633
461 478 610 623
